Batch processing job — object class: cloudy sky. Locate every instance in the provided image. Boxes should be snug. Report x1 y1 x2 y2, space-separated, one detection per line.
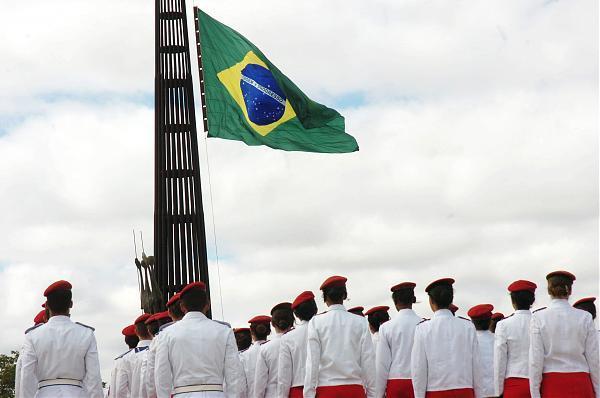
0 0 597 381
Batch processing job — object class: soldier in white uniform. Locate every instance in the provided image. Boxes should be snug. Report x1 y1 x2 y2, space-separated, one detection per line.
16 310 49 398
278 291 318 398
108 325 139 398
493 279 537 398
529 270 599 398
18 280 103 398
364 306 390 350
145 293 184 398
240 315 271 398
234 328 252 352
115 313 152 398
467 304 495 398
375 282 422 398
154 281 246 398
304 275 376 398
255 302 294 398
411 278 482 398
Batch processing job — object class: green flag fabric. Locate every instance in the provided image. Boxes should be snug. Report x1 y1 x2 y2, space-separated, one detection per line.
195 9 359 153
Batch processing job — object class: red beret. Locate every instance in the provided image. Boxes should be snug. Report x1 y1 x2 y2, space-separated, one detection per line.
155 311 172 322
248 315 271 324
43 280 72 297
348 306 365 316
180 281 206 296
468 304 494 320
166 293 181 307
492 312 505 320
34 310 47 325
391 282 416 292
292 291 315 310
121 325 137 337
320 275 347 290
365 306 390 316
574 297 596 307
546 270 576 281
234 327 250 333
425 278 455 292
508 280 537 293
144 314 157 324
449 303 459 314
135 313 152 324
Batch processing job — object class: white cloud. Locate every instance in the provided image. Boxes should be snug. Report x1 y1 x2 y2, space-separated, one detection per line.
0 0 597 382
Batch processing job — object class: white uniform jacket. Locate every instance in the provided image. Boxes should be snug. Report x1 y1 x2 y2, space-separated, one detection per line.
144 322 176 398
122 339 152 398
241 340 265 398
304 304 376 398
154 311 246 398
493 310 531 396
277 321 309 398
254 333 283 398
19 315 103 398
475 330 494 397
108 349 132 397
375 308 422 398
529 299 599 398
410 309 483 398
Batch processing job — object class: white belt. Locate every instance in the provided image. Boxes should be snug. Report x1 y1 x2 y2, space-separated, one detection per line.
173 384 223 394
38 378 83 389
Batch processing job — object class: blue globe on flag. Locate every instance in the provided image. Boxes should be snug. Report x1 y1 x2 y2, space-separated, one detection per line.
240 64 287 126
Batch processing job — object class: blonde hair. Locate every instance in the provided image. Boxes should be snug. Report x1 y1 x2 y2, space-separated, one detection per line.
547 275 572 298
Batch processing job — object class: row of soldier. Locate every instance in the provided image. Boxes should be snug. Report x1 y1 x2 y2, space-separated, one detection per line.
15 270 599 398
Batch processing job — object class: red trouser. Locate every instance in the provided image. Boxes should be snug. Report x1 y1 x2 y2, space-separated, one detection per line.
386 379 415 398
289 386 303 398
504 377 531 398
316 384 366 398
425 388 474 398
541 372 595 398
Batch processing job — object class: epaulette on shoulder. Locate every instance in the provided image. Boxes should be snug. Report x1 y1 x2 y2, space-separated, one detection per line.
533 307 547 313
314 311 327 317
500 314 514 321
283 327 295 335
25 323 43 334
239 347 250 354
135 346 149 353
75 322 95 331
458 316 470 321
417 318 430 325
114 349 132 360
260 340 270 345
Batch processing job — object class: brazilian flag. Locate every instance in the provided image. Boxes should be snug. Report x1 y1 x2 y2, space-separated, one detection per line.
195 9 359 153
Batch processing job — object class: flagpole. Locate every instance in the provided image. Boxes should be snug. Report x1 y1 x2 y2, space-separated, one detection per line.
193 7 209 134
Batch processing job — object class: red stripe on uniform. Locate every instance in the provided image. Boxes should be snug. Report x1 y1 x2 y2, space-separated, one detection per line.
386 379 415 398
541 372 594 398
316 384 366 398
425 388 474 398
503 377 530 398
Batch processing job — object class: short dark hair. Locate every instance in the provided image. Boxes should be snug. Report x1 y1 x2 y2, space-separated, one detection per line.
323 286 347 303
234 329 252 351
46 290 72 313
428 284 453 308
250 322 271 341
367 311 390 332
125 335 139 349
547 275 573 298
181 288 208 312
294 300 318 322
574 302 597 320
135 322 151 339
392 289 416 306
472 318 491 331
271 303 294 331
510 290 535 310
168 301 184 319
147 320 160 336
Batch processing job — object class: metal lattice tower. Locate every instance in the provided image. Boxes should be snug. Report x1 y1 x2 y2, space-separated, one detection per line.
153 0 210 311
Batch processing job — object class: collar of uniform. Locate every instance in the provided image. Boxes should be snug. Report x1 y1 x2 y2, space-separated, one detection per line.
476 330 493 335
433 309 453 318
271 332 283 340
514 309 531 315
296 320 308 326
397 308 416 316
253 340 266 345
327 304 346 311
549 298 570 308
47 315 71 324
182 311 208 321
137 339 152 348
